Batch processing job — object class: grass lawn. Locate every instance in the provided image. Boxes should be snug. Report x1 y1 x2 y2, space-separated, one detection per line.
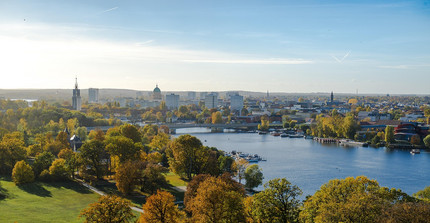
0 177 100 223
164 172 188 187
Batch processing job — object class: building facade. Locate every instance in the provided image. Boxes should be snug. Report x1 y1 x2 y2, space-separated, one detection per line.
166 93 180 109
205 93 218 109
153 84 162 101
72 78 82 111
230 94 244 111
88 88 99 103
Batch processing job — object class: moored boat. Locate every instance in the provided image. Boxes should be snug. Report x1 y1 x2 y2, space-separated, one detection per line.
410 149 420 154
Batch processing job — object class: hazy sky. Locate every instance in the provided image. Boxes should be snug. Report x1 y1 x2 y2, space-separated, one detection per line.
0 0 429 94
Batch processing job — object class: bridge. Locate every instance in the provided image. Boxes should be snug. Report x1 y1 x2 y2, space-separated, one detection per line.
163 123 283 133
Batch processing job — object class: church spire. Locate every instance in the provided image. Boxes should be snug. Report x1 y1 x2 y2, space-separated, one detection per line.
75 76 78 89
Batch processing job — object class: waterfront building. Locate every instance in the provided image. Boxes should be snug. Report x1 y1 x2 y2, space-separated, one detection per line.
205 93 218 109
230 94 244 111
166 93 180 109
88 88 99 103
72 78 81 111
152 84 162 101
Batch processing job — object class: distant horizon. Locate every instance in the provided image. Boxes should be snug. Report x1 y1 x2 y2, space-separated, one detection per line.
0 88 429 97
1 1 429 94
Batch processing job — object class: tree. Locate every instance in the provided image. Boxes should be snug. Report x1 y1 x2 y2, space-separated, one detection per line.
167 134 204 180
88 129 105 141
49 159 70 181
218 155 235 174
75 126 88 141
119 124 142 143
385 126 395 144
32 151 55 177
211 111 223 124
300 176 412 223
414 185 430 202
12 161 34 185
379 202 430 223
115 160 143 194
139 190 183 223
149 133 170 151
106 136 140 163
411 134 421 146
258 116 269 131
233 158 249 184
424 135 430 148
140 164 168 194
0 135 26 174
56 131 70 149
248 178 302 223
244 164 263 190
187 176 246 223
79 139 108 179
80 195 134 223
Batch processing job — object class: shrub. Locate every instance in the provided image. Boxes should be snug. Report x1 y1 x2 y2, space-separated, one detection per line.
12 161 35 185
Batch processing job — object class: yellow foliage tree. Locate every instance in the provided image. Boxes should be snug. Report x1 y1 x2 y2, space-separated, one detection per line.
80 195 134 223
139 190 183 223
211 111 223 124
12 160 34 185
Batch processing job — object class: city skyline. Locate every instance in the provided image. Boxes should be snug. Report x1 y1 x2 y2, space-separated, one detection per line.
0 1 429 94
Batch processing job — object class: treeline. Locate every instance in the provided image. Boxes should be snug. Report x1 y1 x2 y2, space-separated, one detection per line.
311 110 360 139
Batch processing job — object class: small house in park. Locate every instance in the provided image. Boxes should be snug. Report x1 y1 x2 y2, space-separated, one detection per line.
70 135 83 152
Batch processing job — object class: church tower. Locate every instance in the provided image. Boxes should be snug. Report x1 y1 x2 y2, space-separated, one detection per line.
330 91 334 103
72 77 82 111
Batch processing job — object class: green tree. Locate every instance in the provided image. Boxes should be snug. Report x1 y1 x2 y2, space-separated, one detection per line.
119 124 142 143
414 186 430 202
12 161 35 185
385 126 395 144
248 178 302 223
80 195 134 223
244 164 263 190
167 134 204 180
424 135 430 149
0 135 26 174
32 151 55 177
75 126 88 141
79 139 108 179
106 136 141 163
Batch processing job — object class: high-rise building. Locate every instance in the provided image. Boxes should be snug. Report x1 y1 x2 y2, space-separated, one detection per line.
230 94 244 111
200 92 208 99
187 91 196 100
331 91 334 102
166 93 180 109
88 88 99 103
205 93 218 109
72 78 81 111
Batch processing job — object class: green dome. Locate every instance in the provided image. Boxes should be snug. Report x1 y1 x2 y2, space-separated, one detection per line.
153 85 161 93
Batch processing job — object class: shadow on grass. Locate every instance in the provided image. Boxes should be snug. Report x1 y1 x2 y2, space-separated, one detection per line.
18 182 52 197
48 180 93 194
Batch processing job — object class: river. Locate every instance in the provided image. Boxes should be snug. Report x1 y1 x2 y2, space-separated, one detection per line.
174 128 430 197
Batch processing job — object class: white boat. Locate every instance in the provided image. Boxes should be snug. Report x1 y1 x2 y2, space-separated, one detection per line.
410 149 420 154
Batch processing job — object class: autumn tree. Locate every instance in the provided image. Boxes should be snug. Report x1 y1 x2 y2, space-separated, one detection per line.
187 176 246 223
56 131 70 149
244 164 263 190
49 158 70 181
88 129 105 141
139 163 168 194
119 124 142 143
233 158 249 184
247 178 302 223
258 116 269 131
149 133 170 151
115 160 144 194
300 176 413 223
0 135 26 174
211 111 223 124
12 161 34 185
385 126 395 144
379 202 430 223
80 195 134 223
139 190 183 223
410 134 421 146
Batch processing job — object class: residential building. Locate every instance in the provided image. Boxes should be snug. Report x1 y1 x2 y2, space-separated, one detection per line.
166 93 180 109
88 88 99 103
205 93 218 109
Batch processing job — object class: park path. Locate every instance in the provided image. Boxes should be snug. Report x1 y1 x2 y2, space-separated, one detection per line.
77 180 144 213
